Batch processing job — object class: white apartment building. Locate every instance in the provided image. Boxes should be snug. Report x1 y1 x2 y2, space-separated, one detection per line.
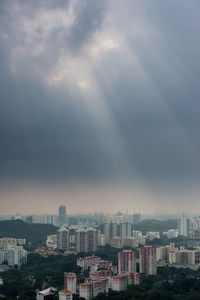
169 249 195 265
0 245 27 268
64 273 77 294
163 229 178 239
178 216 190 237
36 287 57 300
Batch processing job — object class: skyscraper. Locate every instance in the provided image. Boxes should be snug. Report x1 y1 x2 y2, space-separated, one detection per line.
59 205 66 226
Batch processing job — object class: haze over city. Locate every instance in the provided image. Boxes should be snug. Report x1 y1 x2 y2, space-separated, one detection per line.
1 0 200 214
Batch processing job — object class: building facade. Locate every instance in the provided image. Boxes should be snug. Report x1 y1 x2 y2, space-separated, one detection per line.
139 246 157 275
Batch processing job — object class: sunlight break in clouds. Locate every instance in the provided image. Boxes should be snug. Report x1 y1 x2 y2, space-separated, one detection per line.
0 0 200 213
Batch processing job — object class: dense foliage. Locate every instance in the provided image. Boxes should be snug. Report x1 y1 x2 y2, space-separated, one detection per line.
146 235 189 248
0 253 81 299
95 267 200 300
0 220 58 249
1 250 200 299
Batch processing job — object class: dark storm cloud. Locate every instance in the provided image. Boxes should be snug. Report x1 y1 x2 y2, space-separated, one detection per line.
0 0 200 187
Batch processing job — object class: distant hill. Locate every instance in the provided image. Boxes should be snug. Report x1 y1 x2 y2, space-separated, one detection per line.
133 219 178 233
0 220 58 249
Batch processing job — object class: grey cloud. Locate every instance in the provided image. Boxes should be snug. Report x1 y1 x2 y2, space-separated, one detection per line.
68 0 108 52
0 0 200 188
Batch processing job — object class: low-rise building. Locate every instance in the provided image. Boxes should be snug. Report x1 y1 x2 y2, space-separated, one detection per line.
59 289 72 300
36 287 57 300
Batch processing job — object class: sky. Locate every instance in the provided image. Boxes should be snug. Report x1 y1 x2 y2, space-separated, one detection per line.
0 0 200 215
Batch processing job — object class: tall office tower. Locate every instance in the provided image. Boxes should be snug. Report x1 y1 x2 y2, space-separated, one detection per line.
140 246 157 275
75 229 98 253
118 250 136 274
178 216 190 237
64 273 77 294
132 213 141 224
120 223 132 241
59 205 66 226
57 228 70 251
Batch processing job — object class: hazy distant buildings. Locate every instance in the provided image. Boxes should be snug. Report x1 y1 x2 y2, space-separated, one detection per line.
139 246 157 275
169 247 195 265
110 237 121 249
120 223 132 241
26 214 58 225
59 206 67 226
123 237 140 249
75 228 98 253
132 230 142 238
178 216 190 237
98 234 105 246
146 232 160 240
132 213 141 224
103 222 118 244
163 229 179 239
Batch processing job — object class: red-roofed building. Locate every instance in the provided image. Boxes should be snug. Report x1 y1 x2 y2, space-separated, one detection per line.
59 289 72 300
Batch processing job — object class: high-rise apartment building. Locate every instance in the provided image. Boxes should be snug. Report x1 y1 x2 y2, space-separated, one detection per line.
120 223 132 241
132 213 141 224
79 283 92 300
103 222 118 244
59 206 67 226
139 246 157 275
64 273 77 294
75 229 98 253
118 250 136 274
0 245 27 268
178 216 190 237
169 248 195 265
57 228 70 251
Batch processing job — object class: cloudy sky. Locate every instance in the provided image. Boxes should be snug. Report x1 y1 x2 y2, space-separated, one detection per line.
0 0 200 215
